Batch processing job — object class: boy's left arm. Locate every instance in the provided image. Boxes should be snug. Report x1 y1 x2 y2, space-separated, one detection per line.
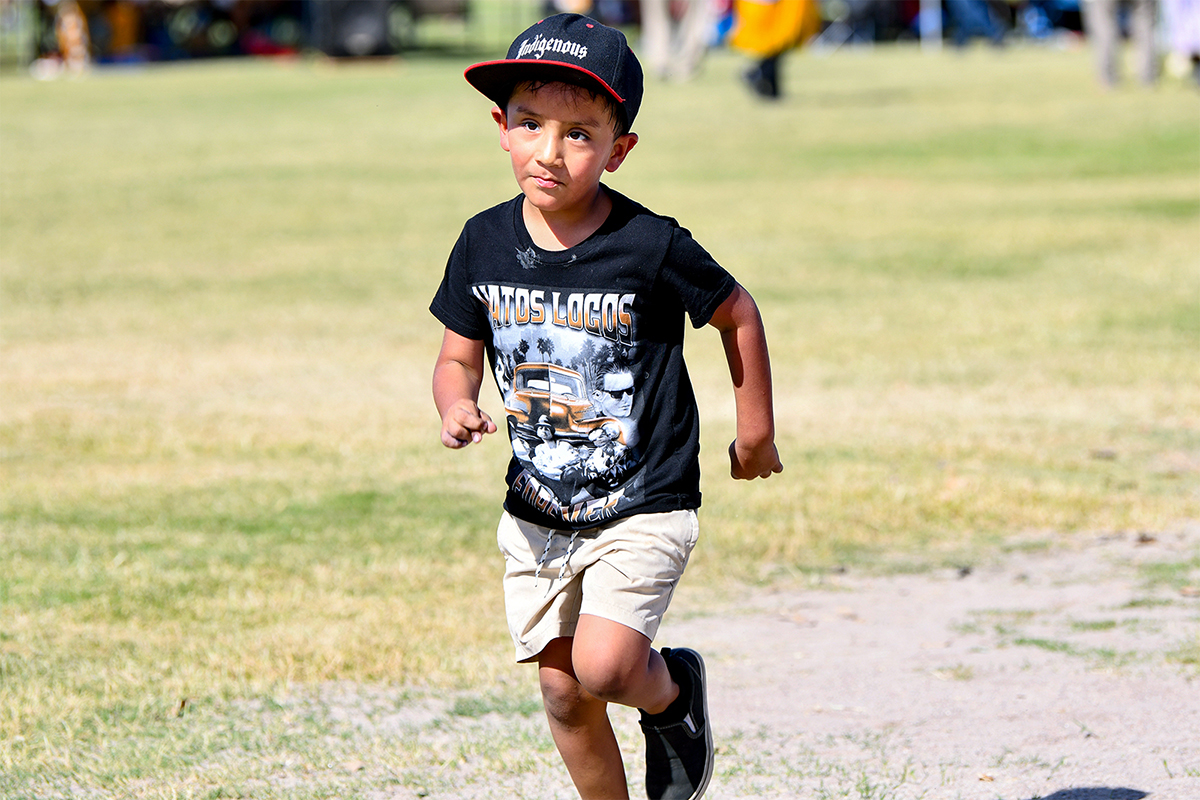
708 283 784 480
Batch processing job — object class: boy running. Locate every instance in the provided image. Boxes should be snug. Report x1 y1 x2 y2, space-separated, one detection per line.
430 14 782 799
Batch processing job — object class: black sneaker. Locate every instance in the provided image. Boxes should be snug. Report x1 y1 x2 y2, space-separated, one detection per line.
639 647 713 800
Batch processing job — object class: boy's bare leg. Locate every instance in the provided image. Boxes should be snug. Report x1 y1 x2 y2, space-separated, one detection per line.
537 617 681 799
572 614 678 714
538 637 629 799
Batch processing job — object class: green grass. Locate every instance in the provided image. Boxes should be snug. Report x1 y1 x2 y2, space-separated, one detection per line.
1 36 1198 796
1138 552 1200 592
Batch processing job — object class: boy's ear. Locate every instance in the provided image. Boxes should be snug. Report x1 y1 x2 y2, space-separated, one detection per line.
605 132 638 173
492 106 512 153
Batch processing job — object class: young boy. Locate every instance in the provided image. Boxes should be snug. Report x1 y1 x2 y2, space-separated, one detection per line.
430 14 782 800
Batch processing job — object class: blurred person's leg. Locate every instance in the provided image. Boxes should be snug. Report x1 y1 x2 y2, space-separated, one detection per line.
641 0 672 80
641 0 712 81
947 0 1003 45
746 54 781 98
1082 0 1120 86
758 54 780 97
1130 0 1160 84
676 0 715 79
946 0 971 45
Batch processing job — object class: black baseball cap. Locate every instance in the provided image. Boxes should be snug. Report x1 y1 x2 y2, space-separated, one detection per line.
464 13 643 131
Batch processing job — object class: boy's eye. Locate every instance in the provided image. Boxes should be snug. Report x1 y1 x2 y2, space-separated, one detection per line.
567 130 589 141
520 120 539 131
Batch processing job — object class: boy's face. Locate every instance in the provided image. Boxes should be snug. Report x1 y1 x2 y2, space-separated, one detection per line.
493 82 637 219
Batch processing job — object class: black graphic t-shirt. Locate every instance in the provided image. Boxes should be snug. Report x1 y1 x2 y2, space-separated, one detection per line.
430 187 737 531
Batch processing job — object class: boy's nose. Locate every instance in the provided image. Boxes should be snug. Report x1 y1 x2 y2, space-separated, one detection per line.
536 134 564 166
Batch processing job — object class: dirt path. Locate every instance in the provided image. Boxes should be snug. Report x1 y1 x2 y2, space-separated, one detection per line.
654 525 1200 800
310 526 1199 800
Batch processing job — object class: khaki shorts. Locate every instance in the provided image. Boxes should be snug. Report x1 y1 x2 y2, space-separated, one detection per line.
496 509 700 662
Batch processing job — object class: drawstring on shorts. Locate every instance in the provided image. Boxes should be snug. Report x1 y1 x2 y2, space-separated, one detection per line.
534 528 583 596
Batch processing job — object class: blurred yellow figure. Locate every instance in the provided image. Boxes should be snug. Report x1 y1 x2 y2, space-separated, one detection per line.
731 0 820 97
731 0 821 57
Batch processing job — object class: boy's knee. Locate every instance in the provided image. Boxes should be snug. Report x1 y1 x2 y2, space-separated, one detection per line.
573 655 642 704
539 657 640 716
539 668 595 725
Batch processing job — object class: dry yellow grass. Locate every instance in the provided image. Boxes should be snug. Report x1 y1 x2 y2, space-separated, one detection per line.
1 40 1197 794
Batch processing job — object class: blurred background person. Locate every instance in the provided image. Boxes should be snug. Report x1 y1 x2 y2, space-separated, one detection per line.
730 0 821 98
641 0 716 81
1081 0 1159 86
53 0 90 73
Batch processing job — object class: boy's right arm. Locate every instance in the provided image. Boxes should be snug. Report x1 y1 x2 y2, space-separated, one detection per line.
433 328 498 449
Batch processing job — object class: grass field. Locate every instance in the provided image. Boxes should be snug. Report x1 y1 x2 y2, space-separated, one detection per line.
1 31 1198 798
